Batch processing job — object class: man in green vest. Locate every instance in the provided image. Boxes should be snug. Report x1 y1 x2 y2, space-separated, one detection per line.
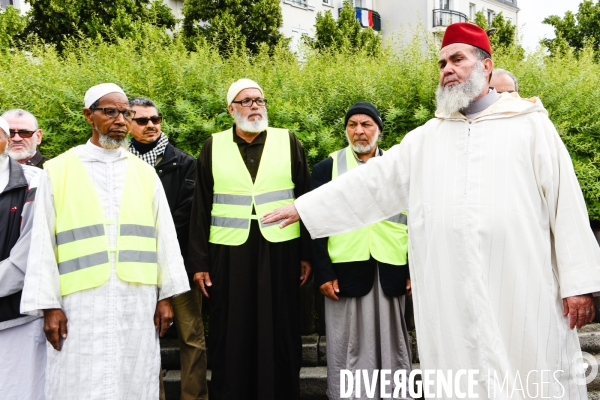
310 102 412 399
187 78 312 400
20 83 190 399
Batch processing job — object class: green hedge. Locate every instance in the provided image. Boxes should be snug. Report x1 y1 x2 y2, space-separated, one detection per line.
1 27 599 219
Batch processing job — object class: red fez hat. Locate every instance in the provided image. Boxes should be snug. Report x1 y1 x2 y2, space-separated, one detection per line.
441 22 492 55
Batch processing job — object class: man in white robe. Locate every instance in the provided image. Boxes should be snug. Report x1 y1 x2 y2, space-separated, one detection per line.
0 116 45 399
20 83 190 399
264 23 600 399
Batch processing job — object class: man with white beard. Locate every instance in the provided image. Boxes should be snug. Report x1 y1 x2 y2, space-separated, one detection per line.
311 102 411 400
187 78 312 400
2 109 49 168
0 116 44 399
264 23 600 399
20 83 190 399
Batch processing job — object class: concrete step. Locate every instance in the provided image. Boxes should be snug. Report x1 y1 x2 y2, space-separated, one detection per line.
162 367 329 400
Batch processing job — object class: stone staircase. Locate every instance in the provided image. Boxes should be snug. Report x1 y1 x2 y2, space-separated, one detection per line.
161 324 600 400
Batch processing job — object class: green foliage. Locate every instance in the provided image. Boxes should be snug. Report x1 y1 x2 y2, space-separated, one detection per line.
0 6 27 49
24 0 175 50
182 0 285 55
0 26 600 219
305 0 381 55
473 11 522 56
542 0 600 57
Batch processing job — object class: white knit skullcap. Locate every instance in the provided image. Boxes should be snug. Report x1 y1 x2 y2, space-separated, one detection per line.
227 79 263 105
0 117 9 138
84 83 126 108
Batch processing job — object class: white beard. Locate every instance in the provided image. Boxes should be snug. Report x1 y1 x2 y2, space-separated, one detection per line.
0 140 8 164
8 145 36 161
96 128 128 150
234 109 269 133
347 128 380 154
436 61 488 115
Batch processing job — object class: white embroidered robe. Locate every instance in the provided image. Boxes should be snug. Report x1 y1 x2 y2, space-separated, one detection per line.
20 141 190 400
295 95 600 399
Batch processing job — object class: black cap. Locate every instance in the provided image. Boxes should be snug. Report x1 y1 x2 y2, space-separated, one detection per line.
344 101 383 132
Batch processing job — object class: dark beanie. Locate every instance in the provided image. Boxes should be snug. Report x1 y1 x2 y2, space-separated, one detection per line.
344 101 383 132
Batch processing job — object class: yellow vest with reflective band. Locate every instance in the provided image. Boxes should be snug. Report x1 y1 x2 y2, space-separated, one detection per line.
327 146 408 265
209 128 300 245
45 149 158 296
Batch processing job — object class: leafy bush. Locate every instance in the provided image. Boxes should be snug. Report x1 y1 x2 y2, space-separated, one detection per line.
0 26 599 219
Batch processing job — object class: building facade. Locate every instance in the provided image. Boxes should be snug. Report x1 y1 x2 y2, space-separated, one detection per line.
280 0 519 51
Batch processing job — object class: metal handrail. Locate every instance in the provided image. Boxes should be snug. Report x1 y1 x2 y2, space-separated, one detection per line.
432 9 468 27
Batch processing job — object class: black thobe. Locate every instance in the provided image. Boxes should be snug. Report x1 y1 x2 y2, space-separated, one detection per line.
187 127 311 400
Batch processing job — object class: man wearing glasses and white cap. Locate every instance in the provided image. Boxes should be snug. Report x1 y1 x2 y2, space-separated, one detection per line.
20 83 190 399
128 96 208 400
187 78 312 400
2 108 49 168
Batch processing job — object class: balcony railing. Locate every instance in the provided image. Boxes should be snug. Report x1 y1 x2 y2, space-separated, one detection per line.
339 7 381 32
432 9 468 28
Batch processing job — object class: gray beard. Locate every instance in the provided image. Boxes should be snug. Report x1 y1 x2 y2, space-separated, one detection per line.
234 109 269 133
95 126 128 150
347 129 380 155
8 145 36 161
436 61 487 115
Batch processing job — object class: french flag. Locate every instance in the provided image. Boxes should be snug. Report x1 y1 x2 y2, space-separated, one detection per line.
356 9 374 28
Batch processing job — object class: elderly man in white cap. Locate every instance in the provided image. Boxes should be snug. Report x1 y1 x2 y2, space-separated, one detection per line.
187 78 312 400
20 83 190 399
0 116 44 399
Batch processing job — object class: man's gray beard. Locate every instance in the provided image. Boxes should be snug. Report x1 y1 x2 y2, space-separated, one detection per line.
347 129 380 154
98 130 128 150
436 61 488 115
233 109 269 133
8 145 36 161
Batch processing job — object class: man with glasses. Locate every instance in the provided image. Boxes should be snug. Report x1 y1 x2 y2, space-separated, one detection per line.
128 96 208 400
2 109 49 168
0 116 45 399
187 78 312 400
20 83 190 399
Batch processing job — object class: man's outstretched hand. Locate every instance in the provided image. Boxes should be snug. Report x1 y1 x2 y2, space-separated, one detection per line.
262 204 300 229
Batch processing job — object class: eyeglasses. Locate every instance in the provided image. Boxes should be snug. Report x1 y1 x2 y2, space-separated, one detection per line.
9 129 36 138
231 98 268 107
90 107 136 120
132 115 163 125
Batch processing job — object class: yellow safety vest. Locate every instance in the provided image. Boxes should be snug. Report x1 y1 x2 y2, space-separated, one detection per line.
45 149 158 296
209 128 300 245
328 146 408 265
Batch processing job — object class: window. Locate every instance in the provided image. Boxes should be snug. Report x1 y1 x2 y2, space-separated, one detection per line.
354 0 364 8
323 0 329 4
0 0 14 6
439 0 451 10
469 3 476 20
487 9 495 25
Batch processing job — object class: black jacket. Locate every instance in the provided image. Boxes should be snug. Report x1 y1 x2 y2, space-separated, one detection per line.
25 151 49 169
0 159 34 323
155 143 196 278
311 156 410 297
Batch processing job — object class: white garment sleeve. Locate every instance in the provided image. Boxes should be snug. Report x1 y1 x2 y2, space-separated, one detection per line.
541 115 600 298
20 171 63 315
295 137 412 239
153 176 190 300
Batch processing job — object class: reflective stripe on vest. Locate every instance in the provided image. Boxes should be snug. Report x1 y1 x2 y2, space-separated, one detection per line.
209 128 300 245
45 149 158 296
327 146 409 265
